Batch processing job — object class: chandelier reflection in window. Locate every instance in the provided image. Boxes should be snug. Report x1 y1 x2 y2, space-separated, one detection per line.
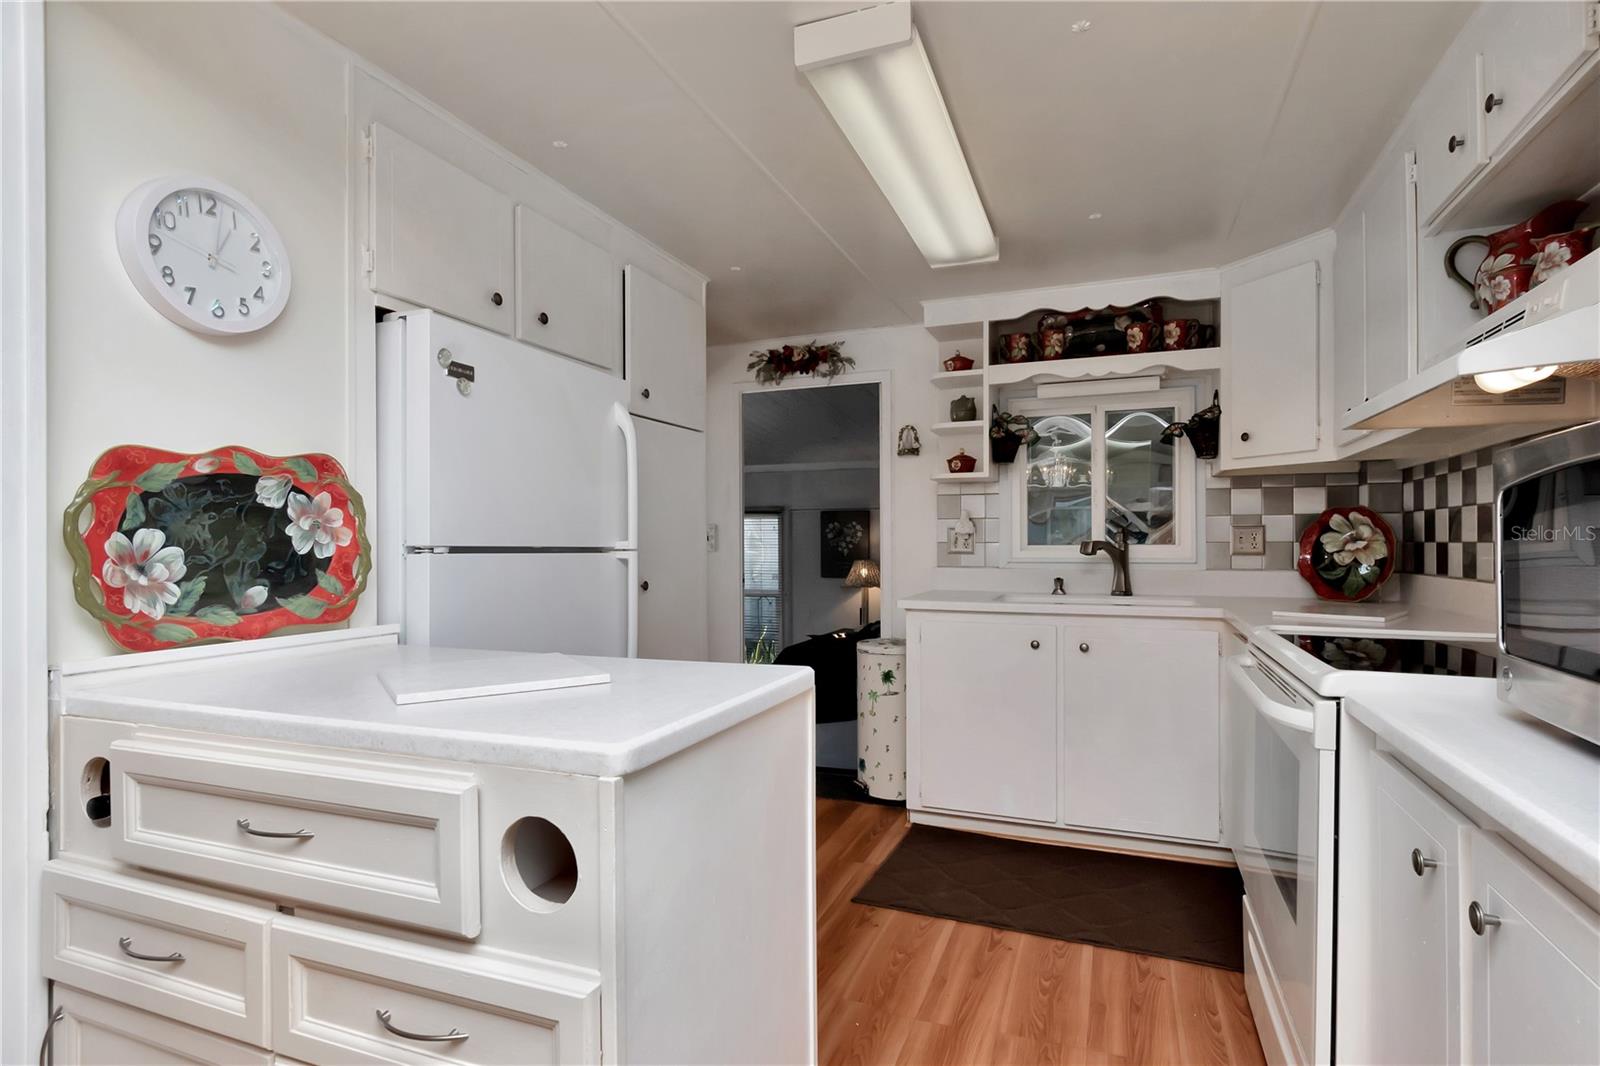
1026 414 1095 490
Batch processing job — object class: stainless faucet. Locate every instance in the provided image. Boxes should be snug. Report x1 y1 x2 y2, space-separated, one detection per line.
1079 526 1132 596
1051 576 1066 595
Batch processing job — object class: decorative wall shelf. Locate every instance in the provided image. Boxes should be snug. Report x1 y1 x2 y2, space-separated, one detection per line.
930 420 983 437
932 369 984 390
931 469 999 484
987 347 1225 389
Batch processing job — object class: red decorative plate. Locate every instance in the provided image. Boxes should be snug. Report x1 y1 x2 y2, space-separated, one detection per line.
1296 505 1396 603
64 445 371 651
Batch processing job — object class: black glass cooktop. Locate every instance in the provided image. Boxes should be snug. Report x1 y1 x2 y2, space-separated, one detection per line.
1279 633 1499 678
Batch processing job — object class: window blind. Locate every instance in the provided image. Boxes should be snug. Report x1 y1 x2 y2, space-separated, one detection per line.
742 513 783 654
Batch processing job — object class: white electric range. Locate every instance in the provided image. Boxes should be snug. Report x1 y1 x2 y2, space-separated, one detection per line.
1224 627 1498 1066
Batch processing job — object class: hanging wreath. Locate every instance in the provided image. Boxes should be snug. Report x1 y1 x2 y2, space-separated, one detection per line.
747 340 853 385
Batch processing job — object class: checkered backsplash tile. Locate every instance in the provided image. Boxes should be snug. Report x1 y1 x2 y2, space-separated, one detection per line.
1203 463 1403 572
1399 447 1498 582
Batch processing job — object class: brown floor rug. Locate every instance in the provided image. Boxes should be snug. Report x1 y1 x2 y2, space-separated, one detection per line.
852 825 1244 971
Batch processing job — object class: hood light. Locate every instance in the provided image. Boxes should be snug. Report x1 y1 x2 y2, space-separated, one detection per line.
1472 365 1560 394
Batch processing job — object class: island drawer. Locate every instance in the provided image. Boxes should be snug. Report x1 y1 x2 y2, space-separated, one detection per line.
270 918 600 1065
50 986 275 1066
108 735 481 937
43 861 273 1047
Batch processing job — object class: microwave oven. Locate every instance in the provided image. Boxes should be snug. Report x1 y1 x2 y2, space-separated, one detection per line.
1495 421 1600 745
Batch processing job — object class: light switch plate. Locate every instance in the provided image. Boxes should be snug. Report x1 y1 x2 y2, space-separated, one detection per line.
1232 525 1266 555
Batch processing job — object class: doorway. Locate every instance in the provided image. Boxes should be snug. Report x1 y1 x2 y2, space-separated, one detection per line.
739 379 886 769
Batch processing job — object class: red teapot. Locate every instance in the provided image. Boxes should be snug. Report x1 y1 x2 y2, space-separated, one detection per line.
1446 200 1588 314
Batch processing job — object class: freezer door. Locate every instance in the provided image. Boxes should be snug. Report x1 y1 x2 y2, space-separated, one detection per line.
404 551 635 657
397 310 631 549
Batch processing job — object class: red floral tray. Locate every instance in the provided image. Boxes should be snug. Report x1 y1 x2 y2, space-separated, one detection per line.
64 445 371 651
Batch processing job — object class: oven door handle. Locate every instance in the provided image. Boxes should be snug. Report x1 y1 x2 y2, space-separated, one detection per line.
1226 655 1316 735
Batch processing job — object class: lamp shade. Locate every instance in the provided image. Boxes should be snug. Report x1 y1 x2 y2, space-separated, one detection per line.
844 558 881 589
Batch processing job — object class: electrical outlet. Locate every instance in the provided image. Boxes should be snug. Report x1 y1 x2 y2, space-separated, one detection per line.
1232 525 1266 555
705 523 718 552
948 527 975 554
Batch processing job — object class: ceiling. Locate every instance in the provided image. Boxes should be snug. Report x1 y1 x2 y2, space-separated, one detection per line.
287 1 1473 345
742 382 880 466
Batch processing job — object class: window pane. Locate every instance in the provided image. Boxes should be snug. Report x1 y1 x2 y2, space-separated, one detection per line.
1024 413 1094 546
1105 406 1177 545
743 514 782 656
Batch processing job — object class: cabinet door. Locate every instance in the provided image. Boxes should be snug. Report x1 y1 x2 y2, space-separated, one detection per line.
1480 2 1597 160
625 265 706 431
913 619 1057 823
1362 150 1418 401
51 986 273 1066
1224 260 1321 460
369 124 513 333
1060 627 1219 842
1331 201 1367 437
1366 754 1467 1065
1413 49 1484 224
515 205 621 373
1466 830 1600 1065
636 417 707 661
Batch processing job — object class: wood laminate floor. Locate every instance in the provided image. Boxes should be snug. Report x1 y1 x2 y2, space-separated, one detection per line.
816 798 1269 1066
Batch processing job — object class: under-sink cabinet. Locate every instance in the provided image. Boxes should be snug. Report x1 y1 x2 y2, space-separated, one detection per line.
907 612 1223 854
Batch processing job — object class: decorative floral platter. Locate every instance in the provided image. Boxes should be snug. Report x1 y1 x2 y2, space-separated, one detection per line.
64 445 371 651
1296 505 1396 603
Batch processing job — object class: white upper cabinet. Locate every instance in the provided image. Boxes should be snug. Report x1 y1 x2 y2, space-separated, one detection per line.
1221 258 1322 463
369 124 514 333
1466 830 1600 1065
1413 48 1485 226
625 265 706 432
1060 626 1219 843
1362 150 1419 402
1332 197 1367 439
1478 2 1598 161
516 205 621 374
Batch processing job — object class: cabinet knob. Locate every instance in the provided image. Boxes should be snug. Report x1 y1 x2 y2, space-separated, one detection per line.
1029 640 1040 650
1411 848 1439 876
639 580 649 592
1079 642 1090 653
640 387 651 399
1468 900 1502 936
1240 431 1250 442
537 311 549 325
1447 134 1466 153
1484 93 1503 114
490 291 504 306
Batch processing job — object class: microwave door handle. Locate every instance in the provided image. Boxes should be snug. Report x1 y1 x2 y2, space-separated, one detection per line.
1226 656 1316 735
613 402 638 551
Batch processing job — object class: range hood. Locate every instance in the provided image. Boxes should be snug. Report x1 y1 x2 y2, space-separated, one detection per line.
1347 251 1600 431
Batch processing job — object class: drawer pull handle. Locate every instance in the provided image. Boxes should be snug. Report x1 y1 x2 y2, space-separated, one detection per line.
236 817 314 840
1411 848 1438 876
376 1009 469 1043
119 936 184 963
1468 900 1502 936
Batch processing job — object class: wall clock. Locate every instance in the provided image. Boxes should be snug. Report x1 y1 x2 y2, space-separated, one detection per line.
115 175 291 335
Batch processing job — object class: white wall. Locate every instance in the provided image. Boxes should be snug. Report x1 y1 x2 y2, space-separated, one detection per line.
45 2 352 663
746 467 880 641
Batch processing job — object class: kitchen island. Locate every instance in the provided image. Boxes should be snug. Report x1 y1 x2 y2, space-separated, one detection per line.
46 626 816 1065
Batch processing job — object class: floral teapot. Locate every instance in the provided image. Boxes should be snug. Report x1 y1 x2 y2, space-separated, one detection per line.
1445 200 1590 314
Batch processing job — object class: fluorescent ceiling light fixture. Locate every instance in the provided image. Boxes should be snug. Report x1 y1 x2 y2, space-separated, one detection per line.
796 3 997 268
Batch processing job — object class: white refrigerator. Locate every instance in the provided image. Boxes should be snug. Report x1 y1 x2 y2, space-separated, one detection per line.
377 309 638 657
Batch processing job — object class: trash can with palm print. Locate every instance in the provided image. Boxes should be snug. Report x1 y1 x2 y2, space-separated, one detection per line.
855 637 906 801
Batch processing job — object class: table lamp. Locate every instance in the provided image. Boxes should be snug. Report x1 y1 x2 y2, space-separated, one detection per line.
843 558 880 627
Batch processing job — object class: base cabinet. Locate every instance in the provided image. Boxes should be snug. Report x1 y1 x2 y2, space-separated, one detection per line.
1467 830 1600 1066
1061 626 1220 842
914 618 1058 823
50 988 272 1066
909 612 1222 849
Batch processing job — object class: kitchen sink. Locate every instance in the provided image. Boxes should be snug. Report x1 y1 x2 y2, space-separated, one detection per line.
995 593 1199 607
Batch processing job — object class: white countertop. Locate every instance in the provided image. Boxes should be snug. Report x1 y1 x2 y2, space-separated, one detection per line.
55 630 814 777
1345 678 1600 907
900 590 1495 644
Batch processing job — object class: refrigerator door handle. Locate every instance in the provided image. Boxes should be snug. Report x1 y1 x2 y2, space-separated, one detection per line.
624 551 639 658
614 402 638 551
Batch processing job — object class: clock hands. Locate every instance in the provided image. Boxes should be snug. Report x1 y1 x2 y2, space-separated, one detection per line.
161 230 238 273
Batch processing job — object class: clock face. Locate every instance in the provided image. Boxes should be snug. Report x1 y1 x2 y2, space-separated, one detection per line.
117 176 291 335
